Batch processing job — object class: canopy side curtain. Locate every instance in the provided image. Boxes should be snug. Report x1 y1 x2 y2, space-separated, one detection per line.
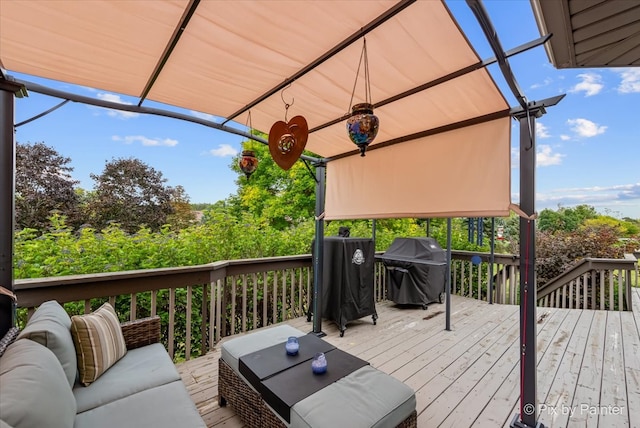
324 118 512 220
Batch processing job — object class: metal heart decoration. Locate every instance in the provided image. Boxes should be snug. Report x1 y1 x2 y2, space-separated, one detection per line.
268 115 308 170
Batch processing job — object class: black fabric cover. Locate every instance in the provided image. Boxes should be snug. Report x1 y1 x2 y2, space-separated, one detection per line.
319 237 376 333
379 237 446 308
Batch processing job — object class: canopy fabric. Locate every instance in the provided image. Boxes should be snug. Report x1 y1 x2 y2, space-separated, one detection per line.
0 0 512 219
325 118 511 220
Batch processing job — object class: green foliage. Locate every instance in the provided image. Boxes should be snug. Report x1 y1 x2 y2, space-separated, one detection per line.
229 141 316 230
538 204 598 233
535 224 624 287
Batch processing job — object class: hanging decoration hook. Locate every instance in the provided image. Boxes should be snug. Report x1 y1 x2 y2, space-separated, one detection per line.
245 110 253 149
348 37 372 112
238 110 259 180
280 83 294 122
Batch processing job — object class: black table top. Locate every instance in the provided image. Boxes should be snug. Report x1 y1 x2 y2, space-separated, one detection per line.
260 348 369 422
238 333 336 393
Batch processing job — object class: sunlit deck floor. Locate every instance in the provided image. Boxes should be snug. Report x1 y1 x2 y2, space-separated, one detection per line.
177 288 640 428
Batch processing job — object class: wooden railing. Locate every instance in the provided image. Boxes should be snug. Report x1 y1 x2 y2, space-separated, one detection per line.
537 255 637 311
15 256 313 361
13 251 637 361
449 250 521 305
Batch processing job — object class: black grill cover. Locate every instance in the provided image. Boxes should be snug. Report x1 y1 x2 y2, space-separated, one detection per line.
318 237 377 334
379 237 446 308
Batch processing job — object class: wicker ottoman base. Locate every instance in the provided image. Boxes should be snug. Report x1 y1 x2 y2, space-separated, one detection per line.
218 358 417 428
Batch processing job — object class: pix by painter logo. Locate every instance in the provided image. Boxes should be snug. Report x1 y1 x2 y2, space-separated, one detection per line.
538 403 626 417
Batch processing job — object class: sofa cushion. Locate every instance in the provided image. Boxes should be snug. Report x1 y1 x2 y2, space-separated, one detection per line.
290 365 416 428
74 380 206 428
71 302 127 386
220 324 306 374
0 339 77 428
74 342 181 413
18 300 77 387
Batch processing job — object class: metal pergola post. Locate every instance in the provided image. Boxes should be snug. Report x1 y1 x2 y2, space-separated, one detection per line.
445 218 452 331
489 217 495 305
311 161 326 337
0 78 25 338
514 111 540 428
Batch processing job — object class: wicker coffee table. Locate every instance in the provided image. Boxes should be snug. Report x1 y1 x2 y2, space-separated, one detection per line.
218 328 417 428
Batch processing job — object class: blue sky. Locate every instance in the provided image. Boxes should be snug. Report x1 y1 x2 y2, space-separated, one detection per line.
9 0 640 219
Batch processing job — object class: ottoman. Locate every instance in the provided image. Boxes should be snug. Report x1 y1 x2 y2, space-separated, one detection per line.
218 325 417 428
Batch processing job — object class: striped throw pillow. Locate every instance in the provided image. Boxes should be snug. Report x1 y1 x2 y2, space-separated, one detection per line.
70 302 127 386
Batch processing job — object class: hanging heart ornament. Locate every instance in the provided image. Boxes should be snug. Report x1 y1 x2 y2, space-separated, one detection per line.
268 115 308 170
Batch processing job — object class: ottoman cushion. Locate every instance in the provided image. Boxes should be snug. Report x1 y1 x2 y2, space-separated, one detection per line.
220 325 306 374
290 365 416 428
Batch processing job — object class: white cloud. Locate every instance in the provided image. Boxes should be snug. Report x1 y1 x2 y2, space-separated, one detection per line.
560 134 571 141
530 77 553 90
209 144 238 157
536 122 550 139
615 68 640 93
536 183 640 214
96 93 139 119
536 144 564 166
112 135 178 147
569 73 603 97
511 148 519 169
566 118 606 138
191 110 215 121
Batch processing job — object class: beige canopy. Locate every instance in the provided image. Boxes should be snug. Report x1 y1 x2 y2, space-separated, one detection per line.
1 0 512 219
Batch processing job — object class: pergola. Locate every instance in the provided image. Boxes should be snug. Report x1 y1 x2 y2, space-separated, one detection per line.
1 1 568 427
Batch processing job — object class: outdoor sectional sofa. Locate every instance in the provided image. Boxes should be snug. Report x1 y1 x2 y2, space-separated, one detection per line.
0 301 206 428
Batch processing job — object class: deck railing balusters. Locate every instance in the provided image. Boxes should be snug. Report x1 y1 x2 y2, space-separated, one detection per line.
186 285 192 361
168 288 175 359
252 273 258 331
216 279 223 343
262 272 268 328
14 252 635 361
241 275 247 333
130 293 136 321
209 281 215 349
284 269 288 319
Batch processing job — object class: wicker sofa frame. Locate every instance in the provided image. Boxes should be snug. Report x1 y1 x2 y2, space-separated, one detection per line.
218 358 417 428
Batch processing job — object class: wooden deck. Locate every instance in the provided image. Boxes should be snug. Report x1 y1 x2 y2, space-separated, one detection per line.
177 288 640 428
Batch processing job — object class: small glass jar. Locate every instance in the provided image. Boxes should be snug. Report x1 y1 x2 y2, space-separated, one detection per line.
285 336 299 355
311 352 327 374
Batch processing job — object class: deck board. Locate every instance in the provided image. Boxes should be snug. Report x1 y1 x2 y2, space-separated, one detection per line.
177 291 640 427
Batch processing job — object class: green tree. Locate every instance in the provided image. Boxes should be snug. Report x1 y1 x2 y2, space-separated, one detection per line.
229 140 316 230
86 158 176 233
166 185 196 230
15 142 81 231
538 204 598 232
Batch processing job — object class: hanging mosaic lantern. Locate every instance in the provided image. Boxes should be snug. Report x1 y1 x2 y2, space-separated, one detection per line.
238 150 259 179
347 103 379 157
346 37 379 157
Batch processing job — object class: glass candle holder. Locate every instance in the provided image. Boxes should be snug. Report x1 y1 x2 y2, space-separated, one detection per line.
285 336 299 355
311 352 327 374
